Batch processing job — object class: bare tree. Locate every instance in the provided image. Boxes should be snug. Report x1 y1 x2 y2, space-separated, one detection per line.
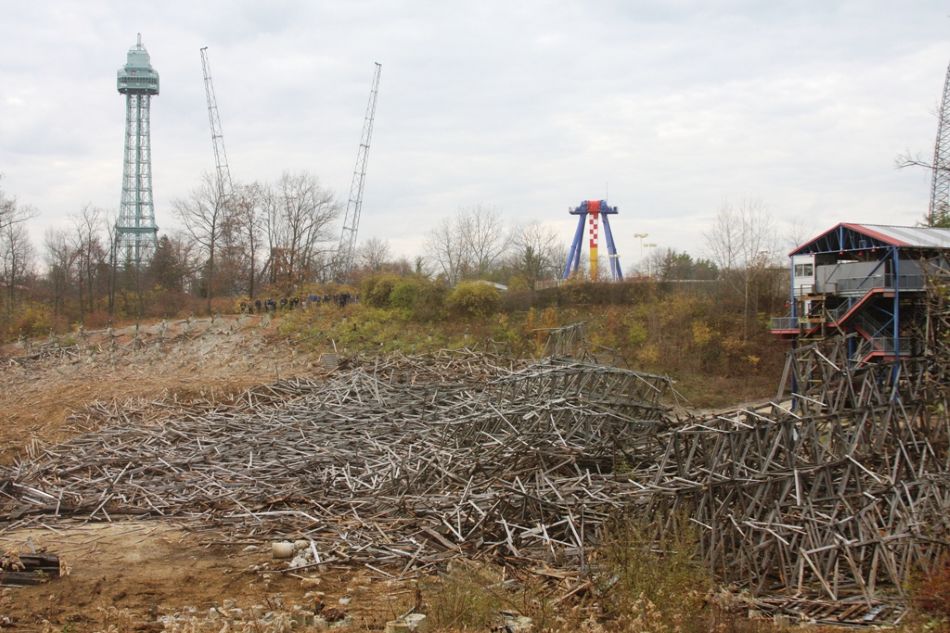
783 217 818 253
233 184 263 299
261 172 339 286
425 205 508 284
425 216 468 285
704 199 779 339
460 205 506 277
44 228 76 322
173 172 227 314
0 220 33 319
168 230 203 293
72 205 107 322
357 237 392 272
509 222 559 288
0 179 38 322
105 219 119 317
641 247 667 279
0 178 21 232
0 179 38 230
0 185 13 232
895 150 934 172
895 151 950 227
705 199 777 269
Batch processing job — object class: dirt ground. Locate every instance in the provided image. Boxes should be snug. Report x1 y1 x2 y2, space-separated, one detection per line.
0 521 414 631
0 315 385 630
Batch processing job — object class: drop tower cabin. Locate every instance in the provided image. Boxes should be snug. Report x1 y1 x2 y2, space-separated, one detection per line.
770 223 950 364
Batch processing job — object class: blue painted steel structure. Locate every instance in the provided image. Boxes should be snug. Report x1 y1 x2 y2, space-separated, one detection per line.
771 223 950 387
561 200 623 281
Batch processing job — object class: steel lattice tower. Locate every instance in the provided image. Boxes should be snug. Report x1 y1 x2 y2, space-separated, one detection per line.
929 61 950 226
336 62 382 279
115 34 160 266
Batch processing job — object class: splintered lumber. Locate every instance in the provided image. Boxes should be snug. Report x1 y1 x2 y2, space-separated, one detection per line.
0 552 60 586
0 334 946 625
0 571 49 586
0 352 673 571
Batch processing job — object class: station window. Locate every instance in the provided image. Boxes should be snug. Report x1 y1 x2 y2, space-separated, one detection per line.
794 264 814 277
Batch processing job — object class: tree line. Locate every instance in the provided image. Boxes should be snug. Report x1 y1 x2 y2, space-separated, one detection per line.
0 170 344 336
0 173 787 341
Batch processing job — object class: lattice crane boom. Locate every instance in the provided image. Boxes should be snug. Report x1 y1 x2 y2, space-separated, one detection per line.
200 46 233 200
337 62 382 278
930 61 950 227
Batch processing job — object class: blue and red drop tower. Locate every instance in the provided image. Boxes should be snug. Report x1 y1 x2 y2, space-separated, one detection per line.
562 200 623 281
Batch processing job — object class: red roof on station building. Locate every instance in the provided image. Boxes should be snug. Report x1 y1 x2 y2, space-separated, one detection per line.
790 223 950 255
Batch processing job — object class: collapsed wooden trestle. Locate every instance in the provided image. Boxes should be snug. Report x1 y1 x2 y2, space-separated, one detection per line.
0 270 947 624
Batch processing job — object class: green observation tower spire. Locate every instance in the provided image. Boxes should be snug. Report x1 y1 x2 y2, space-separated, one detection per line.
115 33 160 267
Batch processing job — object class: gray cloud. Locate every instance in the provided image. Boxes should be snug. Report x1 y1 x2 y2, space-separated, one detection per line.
0 0 947 269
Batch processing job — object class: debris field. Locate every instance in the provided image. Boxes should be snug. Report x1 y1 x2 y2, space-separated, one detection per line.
1 337 947 625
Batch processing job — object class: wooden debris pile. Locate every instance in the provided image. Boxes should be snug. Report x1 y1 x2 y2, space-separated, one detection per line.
0 550 60 586
0 345 946 622
1 351 673 572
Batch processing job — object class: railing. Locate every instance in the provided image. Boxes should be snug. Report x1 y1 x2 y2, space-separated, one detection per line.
826 302 851 321
833 275 887 295
831 274 926 295
867 337 913 355
773 274 929 335
770 316 799 331
850 336 914 363
893 274 927 290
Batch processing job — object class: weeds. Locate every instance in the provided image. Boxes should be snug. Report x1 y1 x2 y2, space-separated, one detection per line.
594 515 711 633
423 560 508 630
912 554 950 618
903 553 950 632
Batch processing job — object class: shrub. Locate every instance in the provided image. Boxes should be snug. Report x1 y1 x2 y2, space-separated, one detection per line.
390 277 447 321
691 320 714 346
638 343 660 365
627 320 648 347
7 303 54 339
446 282 500 318
507 275 530 292
361 274 400 308
501 289 534 312
389 278 420 310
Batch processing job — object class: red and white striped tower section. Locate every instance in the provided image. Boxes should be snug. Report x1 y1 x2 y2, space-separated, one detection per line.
562 200 624 281
588 200 601 280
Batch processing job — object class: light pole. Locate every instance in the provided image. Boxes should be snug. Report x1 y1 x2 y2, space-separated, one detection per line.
633 233 649 261
644 243 657 276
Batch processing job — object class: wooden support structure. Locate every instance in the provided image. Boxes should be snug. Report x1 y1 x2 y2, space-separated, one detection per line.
0 269 947 625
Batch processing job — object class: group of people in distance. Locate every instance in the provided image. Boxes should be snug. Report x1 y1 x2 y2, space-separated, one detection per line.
239 293 357 314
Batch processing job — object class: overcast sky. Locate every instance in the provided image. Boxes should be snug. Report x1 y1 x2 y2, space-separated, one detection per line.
1 1 948 270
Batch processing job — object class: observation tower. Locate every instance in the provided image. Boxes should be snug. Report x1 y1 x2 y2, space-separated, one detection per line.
115 34 160 266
